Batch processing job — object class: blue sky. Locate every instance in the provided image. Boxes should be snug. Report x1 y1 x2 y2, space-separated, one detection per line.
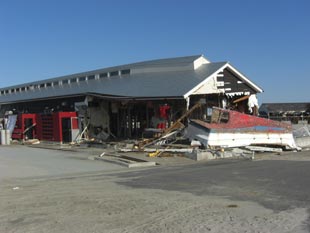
0 0 309 104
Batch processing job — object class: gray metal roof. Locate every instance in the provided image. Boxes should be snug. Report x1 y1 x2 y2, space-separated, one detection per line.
121 55 203 68
0 60 228 104
0 55 264 104
92 62 227 97
1 55 203 90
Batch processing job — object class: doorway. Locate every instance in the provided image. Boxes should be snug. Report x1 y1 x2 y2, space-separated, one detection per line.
24 118 34 139
61 118 72 143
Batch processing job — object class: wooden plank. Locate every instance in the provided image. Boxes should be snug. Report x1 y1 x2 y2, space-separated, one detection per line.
245 146 283 152
164 102 201 134
120 148 193 153
233 95 250 103
138 102 201 149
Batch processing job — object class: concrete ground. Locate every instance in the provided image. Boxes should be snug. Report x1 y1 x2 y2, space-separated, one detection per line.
0 145 123 180
0 145 309 232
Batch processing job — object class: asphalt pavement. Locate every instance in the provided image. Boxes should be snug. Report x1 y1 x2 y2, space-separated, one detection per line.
116 158 310 211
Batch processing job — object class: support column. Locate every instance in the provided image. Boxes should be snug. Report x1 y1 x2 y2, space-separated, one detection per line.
185 97 190 111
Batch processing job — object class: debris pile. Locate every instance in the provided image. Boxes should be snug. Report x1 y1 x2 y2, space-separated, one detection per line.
1 100 309 163
113 106 306 161
293 123 310 149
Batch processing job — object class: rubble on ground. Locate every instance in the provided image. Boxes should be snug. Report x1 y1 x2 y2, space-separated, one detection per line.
2 104 309 163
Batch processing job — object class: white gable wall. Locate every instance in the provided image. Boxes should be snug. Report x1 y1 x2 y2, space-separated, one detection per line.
193 56 210 69
190 75 224 95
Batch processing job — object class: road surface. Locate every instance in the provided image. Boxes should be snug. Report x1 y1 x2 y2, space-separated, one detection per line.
0 145 309 232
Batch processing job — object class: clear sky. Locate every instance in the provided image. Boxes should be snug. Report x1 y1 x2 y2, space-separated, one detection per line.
0 0 309 104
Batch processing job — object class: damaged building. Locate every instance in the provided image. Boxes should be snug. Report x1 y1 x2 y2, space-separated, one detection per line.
259 102 310 124
0 55 263 144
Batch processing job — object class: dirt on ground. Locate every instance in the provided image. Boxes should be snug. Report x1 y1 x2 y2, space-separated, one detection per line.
0 168 308 233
